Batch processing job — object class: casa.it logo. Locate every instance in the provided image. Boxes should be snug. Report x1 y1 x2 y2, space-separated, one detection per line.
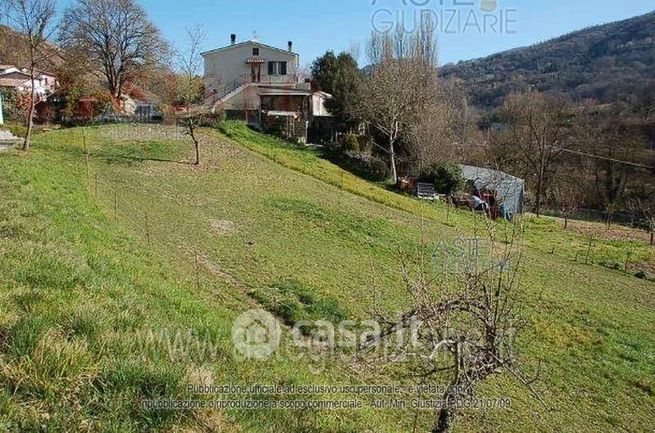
232 309 281 360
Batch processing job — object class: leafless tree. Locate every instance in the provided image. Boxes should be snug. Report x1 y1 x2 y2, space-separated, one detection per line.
408 80 474 173
59 0 167 105
628 198 655 245
357 16 439 183
363 225 541 433
176 26 206 165
550 177 584 229
496 91 572 217
5 0 58 151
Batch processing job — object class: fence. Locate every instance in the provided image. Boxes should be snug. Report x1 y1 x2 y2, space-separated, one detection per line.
78 123 654 287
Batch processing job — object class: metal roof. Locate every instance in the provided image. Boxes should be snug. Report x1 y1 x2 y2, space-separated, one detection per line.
459 164 525 214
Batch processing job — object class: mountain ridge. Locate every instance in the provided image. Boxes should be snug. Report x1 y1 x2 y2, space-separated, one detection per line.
441 11 655 109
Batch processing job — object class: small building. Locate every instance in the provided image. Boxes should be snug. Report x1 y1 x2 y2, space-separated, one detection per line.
459 165 525 217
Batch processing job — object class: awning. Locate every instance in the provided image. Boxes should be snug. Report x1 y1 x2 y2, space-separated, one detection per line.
265 110 299 119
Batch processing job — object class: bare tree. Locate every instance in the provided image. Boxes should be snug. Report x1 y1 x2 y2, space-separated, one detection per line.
357 16 439 183
5 0 57 151
363 226 538 433
176 26 206 165
550 177 584 229
497 91 571 217
59 0 167 105
628 198 655 246
408 80 474 173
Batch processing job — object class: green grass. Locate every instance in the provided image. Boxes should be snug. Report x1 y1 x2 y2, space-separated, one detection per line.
0 122 653 432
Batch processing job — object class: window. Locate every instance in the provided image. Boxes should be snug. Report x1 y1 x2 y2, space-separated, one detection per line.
267 61 287 76
252 47 260 56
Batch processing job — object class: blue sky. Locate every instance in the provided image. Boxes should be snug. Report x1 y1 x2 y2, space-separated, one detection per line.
73 0 655 67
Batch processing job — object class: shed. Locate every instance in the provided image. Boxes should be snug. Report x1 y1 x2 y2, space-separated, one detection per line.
459 165 525 215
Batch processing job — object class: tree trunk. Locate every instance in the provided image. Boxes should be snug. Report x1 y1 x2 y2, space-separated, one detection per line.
23 73 36 151
188 117 200 165
433 408 454 433
389 136 398 184
564 216 569 229
535 169 544 217
650 231 654 246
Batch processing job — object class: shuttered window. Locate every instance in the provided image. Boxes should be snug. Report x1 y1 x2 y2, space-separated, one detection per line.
267 61 288 75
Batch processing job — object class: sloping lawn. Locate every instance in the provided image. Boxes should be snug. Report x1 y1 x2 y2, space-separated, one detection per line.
0 123 652 432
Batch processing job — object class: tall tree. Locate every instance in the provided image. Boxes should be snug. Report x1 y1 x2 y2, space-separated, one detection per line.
5 0 58 151
496 91 571 216
59 0 167 105
311 51 362 131
310 51 338 93
356 21 439 183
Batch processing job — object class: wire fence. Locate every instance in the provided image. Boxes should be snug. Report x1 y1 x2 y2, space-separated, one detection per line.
79 123 655 282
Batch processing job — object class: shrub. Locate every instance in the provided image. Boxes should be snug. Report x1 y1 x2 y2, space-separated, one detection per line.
3 123 27 138
420 162 465 196
343 133 360 152
635 270 650 280
366 157 392 181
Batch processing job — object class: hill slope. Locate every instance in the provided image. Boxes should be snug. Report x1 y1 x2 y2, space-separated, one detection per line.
0 124 653 432
441 12 655 109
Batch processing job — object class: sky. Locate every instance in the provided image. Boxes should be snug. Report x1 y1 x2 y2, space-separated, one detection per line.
63 0 655 67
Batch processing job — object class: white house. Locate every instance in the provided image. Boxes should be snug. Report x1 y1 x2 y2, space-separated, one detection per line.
202 34 300 96
0 64 57 100
201 35 332 143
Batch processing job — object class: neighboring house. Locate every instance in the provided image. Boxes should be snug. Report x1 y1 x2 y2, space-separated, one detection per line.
0 64 56 100
202 35 331 143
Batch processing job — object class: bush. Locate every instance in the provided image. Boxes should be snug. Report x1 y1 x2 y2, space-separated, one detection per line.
365 157 392 181
635 270 650 280
420 162 465 196
3 123 27 138
343 133 360 152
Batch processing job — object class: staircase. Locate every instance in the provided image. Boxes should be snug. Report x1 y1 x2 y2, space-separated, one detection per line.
206 82 254 113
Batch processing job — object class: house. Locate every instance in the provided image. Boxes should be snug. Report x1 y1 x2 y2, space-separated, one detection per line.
0 64 56 100
201 35 332 143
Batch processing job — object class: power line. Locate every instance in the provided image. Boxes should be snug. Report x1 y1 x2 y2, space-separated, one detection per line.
471 142 654 170
550 146 654 170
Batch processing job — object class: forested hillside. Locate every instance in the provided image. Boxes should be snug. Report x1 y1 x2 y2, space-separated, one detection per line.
441 12 655 109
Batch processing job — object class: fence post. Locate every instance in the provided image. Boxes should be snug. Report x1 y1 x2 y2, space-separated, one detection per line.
585 237 593 265
84 131 89 181
625 251 632 272
144 212 151 246
195 252 201 290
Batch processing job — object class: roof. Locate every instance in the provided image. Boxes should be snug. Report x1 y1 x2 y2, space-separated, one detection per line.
459 164 525 214
265 110 299 118
258 87 312 97
201 40 298 58
0 77 29 88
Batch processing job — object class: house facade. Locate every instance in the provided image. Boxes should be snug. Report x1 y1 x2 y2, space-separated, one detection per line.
202 34 300 94
0 64 56 100
201 35 332 143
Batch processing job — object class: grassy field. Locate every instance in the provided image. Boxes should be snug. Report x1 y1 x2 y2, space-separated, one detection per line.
0 123 653 432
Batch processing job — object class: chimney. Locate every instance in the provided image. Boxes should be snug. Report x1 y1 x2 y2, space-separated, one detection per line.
230 34 236 45
288 41 293 52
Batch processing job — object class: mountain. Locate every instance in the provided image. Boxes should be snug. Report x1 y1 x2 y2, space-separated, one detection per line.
441 12 655 110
